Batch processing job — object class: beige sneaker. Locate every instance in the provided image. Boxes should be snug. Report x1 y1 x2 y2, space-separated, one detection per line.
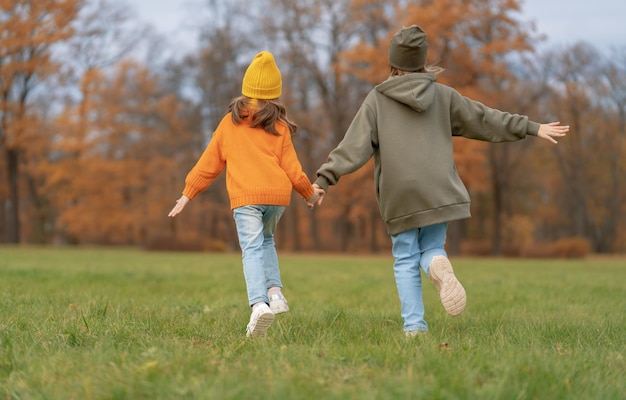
428 256 466 316
269 293 289 314
246 303 275 338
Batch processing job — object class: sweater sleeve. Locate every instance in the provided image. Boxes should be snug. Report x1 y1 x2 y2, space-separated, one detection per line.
279 129 315 200
315 102 376 191
450 90 540 142
182 130 226 200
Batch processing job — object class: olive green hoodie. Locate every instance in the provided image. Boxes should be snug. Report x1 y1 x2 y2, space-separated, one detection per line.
315 73 540 235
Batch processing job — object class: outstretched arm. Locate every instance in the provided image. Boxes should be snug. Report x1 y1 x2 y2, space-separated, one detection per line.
537 122 569 144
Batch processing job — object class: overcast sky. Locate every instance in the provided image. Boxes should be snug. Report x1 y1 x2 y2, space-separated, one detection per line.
128 0 625 56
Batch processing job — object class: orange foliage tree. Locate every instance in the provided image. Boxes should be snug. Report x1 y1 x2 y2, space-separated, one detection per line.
0 0 81 243
2 0 622 253
43 61 197 244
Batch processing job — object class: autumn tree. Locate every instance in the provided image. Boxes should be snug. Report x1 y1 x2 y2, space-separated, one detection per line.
43 59 197 244
4 0 621 255
0 0 81 243
537 43 626 252
600 47 626 252
68 0 146 70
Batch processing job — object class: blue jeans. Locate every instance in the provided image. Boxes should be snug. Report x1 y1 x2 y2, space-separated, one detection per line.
390 222 448 332
233 205 286 307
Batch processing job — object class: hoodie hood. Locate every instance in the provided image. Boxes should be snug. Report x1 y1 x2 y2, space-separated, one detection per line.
375 73 436 112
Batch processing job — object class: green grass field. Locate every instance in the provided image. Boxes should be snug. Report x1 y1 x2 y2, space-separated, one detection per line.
0 246 624 400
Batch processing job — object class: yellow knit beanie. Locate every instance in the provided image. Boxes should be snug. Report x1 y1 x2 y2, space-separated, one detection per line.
242 51 282 99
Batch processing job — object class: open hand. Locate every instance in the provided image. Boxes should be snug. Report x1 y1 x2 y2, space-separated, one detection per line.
537 122 569 144
168 195 190 217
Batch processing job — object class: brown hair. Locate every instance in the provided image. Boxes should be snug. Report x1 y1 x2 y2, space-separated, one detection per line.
390 64 444 79
229 96 297 136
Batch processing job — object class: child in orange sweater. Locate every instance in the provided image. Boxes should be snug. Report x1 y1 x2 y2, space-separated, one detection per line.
168 51 323 337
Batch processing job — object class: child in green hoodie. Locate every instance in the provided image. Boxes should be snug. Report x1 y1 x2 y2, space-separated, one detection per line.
312 25 569 336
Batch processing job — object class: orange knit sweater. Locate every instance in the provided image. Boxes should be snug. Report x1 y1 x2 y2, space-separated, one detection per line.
182 113 315 209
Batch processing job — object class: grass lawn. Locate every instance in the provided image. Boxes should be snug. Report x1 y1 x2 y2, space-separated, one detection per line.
0 246 624 399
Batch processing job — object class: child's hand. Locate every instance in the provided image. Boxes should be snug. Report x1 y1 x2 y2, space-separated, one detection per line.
312 184 326 206
305 186 326 209
537 122 569 144
168 195 190 217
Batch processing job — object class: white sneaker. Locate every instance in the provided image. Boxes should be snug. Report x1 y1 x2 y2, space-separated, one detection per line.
246 303 275 338
428 256 466 316
269 293 289 314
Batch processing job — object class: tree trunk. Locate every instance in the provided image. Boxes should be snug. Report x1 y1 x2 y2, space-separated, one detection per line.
447 220 462 256
6 148 20 243
309 210 319 251
369 209 379 253
338 211 351 252
287 202 301 251
490 147 503 256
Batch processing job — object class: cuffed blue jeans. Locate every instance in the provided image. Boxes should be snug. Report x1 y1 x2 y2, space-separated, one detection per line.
390 222 448 332
233 205 286 307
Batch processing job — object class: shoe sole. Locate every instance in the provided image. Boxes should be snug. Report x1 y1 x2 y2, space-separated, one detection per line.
246 311 275 337
429 256 466 316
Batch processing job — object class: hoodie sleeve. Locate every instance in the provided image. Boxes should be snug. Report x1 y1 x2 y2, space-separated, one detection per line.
449 89 540 142
315 101 376 191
